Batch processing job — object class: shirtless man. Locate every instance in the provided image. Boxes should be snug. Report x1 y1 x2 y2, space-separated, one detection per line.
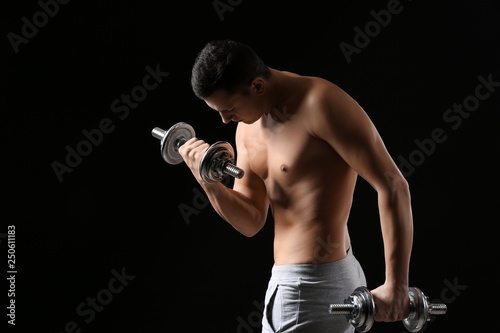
180 40 413 332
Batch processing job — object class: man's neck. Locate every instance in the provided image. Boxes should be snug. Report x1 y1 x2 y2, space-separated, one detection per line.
266 69 294 114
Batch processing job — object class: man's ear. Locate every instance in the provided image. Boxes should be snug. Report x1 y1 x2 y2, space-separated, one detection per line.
250 77 266 95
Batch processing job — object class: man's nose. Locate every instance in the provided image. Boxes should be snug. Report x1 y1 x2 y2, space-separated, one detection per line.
220 112 231 124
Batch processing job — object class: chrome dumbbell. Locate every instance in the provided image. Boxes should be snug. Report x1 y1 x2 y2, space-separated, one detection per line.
151 122 244 183
329 286 447 332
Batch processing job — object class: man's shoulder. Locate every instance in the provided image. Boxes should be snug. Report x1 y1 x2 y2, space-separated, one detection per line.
301 76 348 114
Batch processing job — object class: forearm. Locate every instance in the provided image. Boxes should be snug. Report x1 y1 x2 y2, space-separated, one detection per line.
201 181 266 237
378 180 413 287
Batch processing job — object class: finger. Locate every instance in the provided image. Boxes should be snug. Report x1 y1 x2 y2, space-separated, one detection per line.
178 137 196 154
184 137 199 145
188 143 210 161
189 139 208 150
179 138 205 156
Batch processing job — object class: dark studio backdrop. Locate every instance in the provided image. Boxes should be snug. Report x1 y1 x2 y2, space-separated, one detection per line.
4 0 499 332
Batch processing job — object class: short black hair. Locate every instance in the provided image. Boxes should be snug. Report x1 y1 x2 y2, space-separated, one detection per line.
191 40 271 99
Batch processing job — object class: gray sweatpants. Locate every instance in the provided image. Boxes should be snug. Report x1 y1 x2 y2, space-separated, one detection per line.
261 247 366 333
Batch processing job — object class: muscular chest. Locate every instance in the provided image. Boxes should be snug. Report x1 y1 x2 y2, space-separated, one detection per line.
243 118 327 184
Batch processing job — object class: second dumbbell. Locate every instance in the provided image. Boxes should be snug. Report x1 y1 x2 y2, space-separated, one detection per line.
151 122 245 183
329 286 447 333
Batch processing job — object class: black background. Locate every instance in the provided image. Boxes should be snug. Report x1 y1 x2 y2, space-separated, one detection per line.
4 0 499 332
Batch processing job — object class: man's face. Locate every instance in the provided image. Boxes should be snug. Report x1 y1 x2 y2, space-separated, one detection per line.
204 82 266 125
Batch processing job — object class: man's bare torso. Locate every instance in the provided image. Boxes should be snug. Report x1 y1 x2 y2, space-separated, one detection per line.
238 73 357 265
188 42 413 321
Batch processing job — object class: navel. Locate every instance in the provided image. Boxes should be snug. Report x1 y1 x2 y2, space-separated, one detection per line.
280 164 288 172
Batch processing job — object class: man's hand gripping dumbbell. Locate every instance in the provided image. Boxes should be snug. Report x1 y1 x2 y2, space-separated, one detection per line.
329 286 447 332
151 122 244 184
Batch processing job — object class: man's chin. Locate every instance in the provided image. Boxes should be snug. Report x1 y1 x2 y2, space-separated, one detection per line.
241 117 261 125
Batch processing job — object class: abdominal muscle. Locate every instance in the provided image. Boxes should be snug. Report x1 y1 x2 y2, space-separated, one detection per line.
273 219 351 265
268 171 357 266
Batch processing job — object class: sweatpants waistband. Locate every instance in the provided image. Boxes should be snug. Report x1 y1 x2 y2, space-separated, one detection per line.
270 247 357 280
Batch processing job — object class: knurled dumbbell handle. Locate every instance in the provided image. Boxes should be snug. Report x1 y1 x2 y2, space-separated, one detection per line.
428 303 447 315
329 303 357 315
223 163 245 179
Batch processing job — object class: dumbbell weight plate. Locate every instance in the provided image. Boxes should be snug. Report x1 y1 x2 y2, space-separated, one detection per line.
160 122 196 165
403 287 429 333
350 287 376 333
199 141 234 183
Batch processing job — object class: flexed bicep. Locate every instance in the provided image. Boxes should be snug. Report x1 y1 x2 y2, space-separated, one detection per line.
233 124 269 222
